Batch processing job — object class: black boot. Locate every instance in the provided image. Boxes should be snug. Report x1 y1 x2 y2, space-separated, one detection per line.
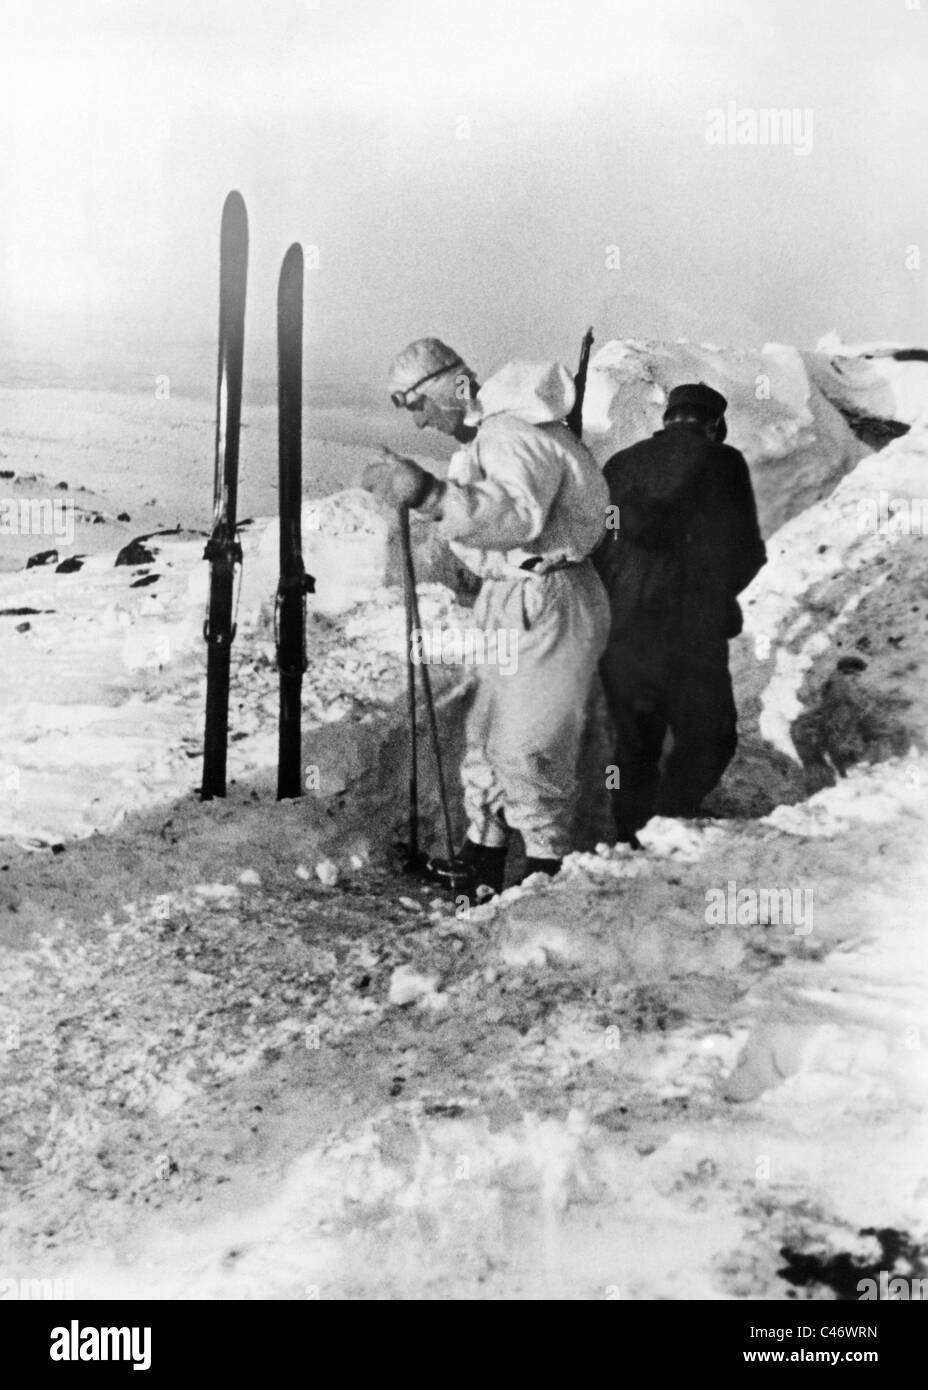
615 832 643 851
523 856 562 879
428 840 507 900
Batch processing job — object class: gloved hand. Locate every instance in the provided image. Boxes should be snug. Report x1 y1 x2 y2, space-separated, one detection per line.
362 447 438 509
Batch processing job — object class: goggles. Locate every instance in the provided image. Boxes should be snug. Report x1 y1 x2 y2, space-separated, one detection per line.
390 360 463 409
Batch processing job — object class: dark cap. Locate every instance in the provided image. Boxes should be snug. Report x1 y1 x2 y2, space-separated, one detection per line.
664 383 728 419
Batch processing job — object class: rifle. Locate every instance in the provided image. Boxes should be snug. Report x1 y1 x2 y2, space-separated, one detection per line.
566 326 594 440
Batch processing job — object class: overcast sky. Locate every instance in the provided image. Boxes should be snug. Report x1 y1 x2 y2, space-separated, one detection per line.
1 0 926 397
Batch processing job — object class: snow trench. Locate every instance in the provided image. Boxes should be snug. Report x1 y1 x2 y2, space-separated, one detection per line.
1 341 926 1300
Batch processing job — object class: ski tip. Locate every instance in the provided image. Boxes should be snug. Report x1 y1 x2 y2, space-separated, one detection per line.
222 190 248 230
278 243 304 305
279 242 304 279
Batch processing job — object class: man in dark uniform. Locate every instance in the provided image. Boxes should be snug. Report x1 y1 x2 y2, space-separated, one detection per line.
594 383 766 844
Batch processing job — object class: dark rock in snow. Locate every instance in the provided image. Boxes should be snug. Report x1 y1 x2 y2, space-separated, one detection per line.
841 410 909 452
55 555 85 574
26 549 58 569
115 538 156 567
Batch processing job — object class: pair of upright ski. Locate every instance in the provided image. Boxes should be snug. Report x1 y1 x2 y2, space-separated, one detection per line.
201 191 311 803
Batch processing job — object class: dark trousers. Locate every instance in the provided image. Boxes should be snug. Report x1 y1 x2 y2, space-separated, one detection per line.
600 629 737 839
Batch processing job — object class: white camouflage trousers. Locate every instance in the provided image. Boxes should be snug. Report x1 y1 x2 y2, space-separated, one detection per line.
461 558 610 860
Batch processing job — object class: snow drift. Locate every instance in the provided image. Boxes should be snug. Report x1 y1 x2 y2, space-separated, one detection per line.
803 332 928 431
582 338 868 534
709 421 928 816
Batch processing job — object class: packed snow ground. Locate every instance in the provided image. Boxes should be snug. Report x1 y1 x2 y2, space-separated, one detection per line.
0 340 926 1299
1 760 925 1298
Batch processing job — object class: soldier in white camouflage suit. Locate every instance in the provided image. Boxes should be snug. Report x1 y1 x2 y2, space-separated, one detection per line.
364 337 610 898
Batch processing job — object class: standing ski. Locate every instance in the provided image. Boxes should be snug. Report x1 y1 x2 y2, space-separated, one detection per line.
275 242 312 799
202 191 248 800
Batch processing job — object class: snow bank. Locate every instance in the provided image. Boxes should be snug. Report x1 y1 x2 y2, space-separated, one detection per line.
707 421 928 814
253 490 390 617
742 423 928 749
804 332 928 429
0 493 471 844
582 338 867 533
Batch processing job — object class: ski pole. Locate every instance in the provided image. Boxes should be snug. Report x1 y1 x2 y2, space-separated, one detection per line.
401 505 420 865
398 504 456 867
